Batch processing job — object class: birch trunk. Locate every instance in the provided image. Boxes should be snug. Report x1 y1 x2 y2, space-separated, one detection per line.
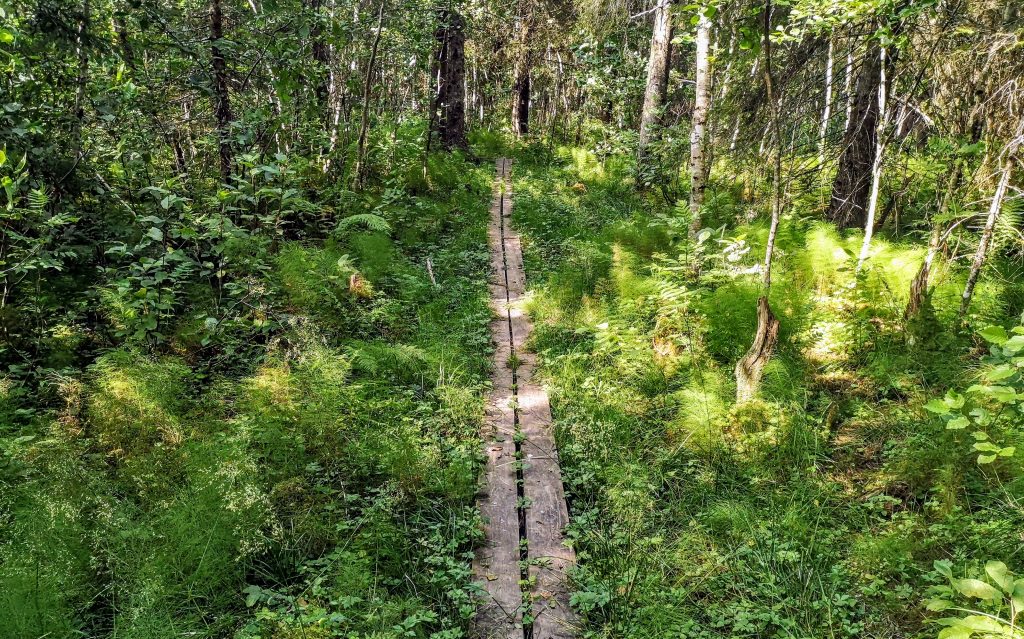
843 46 854 134
817 39 833 166
687 7 713 235
637 0 673 161
960 161 1013 317
72 0 90 159
855 47 888 272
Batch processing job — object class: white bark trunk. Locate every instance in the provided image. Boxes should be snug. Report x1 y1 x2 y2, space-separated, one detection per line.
856 47 888 272
843 46 854 134
688 8 713 234
818 39 834 165
960 162 1013 316
638 0 673 154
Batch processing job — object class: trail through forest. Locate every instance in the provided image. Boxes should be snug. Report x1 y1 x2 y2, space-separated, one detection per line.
474 159 575 639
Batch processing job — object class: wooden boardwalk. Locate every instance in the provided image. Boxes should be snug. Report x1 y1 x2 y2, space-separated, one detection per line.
472 159 576 639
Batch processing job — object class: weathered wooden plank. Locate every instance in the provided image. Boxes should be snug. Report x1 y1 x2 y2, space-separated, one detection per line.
476 157 576 639
499 160 577 639
472 159 523 639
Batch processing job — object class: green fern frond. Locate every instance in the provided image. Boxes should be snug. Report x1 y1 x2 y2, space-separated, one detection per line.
27 187 48 211
348 341 429 380
991 197 1023 253
336 213 391 234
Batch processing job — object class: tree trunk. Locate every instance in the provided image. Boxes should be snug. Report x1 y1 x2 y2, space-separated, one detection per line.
960 161 1013 317
512 69 530 137
817 38 833 166
761 0 782 284
687 6 712 234
638 0 673 162
353 1 386 189
432 9 468 151
906 151 972 318
843 46 854 135
307 0 331 109
735 296 780 403
828 40 882 229
906 223 940 319
735 2 782 404
511 5 535 138
210 0 233 181
72 0 90 160
855 46 889 272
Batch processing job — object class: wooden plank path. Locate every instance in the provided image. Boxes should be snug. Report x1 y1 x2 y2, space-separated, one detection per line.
473 158 576 639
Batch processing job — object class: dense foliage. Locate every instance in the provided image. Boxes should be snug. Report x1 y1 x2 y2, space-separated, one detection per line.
2 0 1023 637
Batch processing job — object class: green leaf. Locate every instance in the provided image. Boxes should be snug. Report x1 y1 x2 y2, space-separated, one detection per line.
979 325 1009 344
984 364 1017 382
989 386 1017 403
985 561 1013 592
947 416 969 430
924 399 950 415
925 598 953 611
1011 579 1024 611
937 624 972 639
1003 335 1024 355
935 560 954 579
945 391 966 409
146 227 164 242
243 585 262 607
952 578 1001 600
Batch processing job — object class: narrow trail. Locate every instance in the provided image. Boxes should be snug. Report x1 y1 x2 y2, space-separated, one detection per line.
473 159 576 639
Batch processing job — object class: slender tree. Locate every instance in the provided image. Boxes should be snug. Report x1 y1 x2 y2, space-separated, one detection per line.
511 2 536 137
735 0 781 403
960 154 1016 317
637 0 673 166
432 9 469 151
687 5 713 234
353 1 386 188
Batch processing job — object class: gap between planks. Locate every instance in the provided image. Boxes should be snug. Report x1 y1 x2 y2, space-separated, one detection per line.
472 158 576 639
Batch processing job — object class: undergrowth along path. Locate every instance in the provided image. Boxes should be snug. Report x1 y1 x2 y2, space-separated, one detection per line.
473 159 576 639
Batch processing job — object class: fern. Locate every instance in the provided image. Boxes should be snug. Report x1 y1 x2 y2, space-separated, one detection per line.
27 187 48 211
336 213 391 234
348 342 428 379
991 196 1023 253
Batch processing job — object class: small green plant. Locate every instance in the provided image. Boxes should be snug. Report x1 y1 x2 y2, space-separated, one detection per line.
924 323 1024 464
926 559 1024 638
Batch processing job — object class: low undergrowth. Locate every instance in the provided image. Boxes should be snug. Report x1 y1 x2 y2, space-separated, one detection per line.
0 138 493 639
512 144 1024 639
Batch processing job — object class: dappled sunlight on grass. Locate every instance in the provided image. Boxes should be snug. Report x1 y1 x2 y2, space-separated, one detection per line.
512 143 1024 639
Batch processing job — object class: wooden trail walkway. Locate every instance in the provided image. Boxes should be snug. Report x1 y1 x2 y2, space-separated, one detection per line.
472 159 576 639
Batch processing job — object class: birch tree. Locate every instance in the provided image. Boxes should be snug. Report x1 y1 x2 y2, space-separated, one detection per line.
688 5 713 235
637 0 673 167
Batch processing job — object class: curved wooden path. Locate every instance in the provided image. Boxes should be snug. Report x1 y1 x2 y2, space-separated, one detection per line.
473 158 576 639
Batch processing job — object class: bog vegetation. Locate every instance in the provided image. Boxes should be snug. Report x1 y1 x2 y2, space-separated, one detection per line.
1 0 1023 638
